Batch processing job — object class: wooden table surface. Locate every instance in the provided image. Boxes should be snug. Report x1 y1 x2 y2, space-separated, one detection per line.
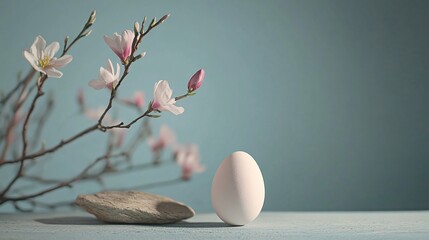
0 211 428 239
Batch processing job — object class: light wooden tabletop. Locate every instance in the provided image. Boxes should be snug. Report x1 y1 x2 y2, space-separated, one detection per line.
1 211 428 239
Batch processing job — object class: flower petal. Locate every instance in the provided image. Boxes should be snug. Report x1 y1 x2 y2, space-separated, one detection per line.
44 42 60 59
89 79 106 89
31 35 46 59
104 35 121 58
23 50 43 73
160 103 184 115
106 59 114 73
100 67 115 83
44 67 63 78
115 63 120 79
50 55 72 68
154 80 173 104
121 30 134 59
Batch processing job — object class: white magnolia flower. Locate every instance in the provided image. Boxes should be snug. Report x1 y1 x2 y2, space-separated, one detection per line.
23 35 72 78
151 80 184 115
88 59 120 90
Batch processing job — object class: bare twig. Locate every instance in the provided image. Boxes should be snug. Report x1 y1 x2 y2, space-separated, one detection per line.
0 75 47 197
0 124 98 166
62 10 96 57
0 73 34 162
30 92 54 149
1 153 108 203
0 69 36 106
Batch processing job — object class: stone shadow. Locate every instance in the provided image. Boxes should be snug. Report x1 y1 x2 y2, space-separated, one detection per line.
35 216 104 225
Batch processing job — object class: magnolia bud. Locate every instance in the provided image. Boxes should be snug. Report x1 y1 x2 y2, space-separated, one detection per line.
89 10 96 24
159 14 170 24
150 17 157 27
134 21 140 35
133 52 146 62
83 29 92 37
64 36 69 47
187 69 205 92
140 16 147 34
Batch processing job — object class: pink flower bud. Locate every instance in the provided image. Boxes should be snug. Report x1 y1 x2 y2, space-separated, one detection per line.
187 69 205 92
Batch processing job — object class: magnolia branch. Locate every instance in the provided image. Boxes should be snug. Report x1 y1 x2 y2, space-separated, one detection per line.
98 15 168 128
0 11 96 199
0 11 205 210
0 90 191 167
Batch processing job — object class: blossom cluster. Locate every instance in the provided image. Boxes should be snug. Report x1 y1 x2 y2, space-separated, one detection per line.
22 20 206 181
24 30 205 116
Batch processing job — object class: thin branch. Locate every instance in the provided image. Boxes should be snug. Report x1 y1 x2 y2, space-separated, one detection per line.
30 92 54 149
0 74 33 162
1 153 108 203
62 10 96 57
0 69 36 106
0 75 47 197
0 124 98 166
125 118 151 154
21 153 127 185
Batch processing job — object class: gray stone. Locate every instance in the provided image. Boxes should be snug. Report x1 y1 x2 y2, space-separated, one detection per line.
76 191 195 224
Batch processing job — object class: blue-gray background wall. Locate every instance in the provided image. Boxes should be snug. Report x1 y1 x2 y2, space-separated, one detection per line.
1 0 428 212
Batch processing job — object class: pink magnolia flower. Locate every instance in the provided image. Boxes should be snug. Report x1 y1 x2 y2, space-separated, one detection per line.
148 125 176 152
133 91 145 108
187 69 205 92
175 144 205 181
122 91 145 108
88 59 120 90
104 30 135 63
23 35 73 78
151 80 184 115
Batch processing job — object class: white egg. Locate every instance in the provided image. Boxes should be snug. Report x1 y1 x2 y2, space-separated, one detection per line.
211 151 265 225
